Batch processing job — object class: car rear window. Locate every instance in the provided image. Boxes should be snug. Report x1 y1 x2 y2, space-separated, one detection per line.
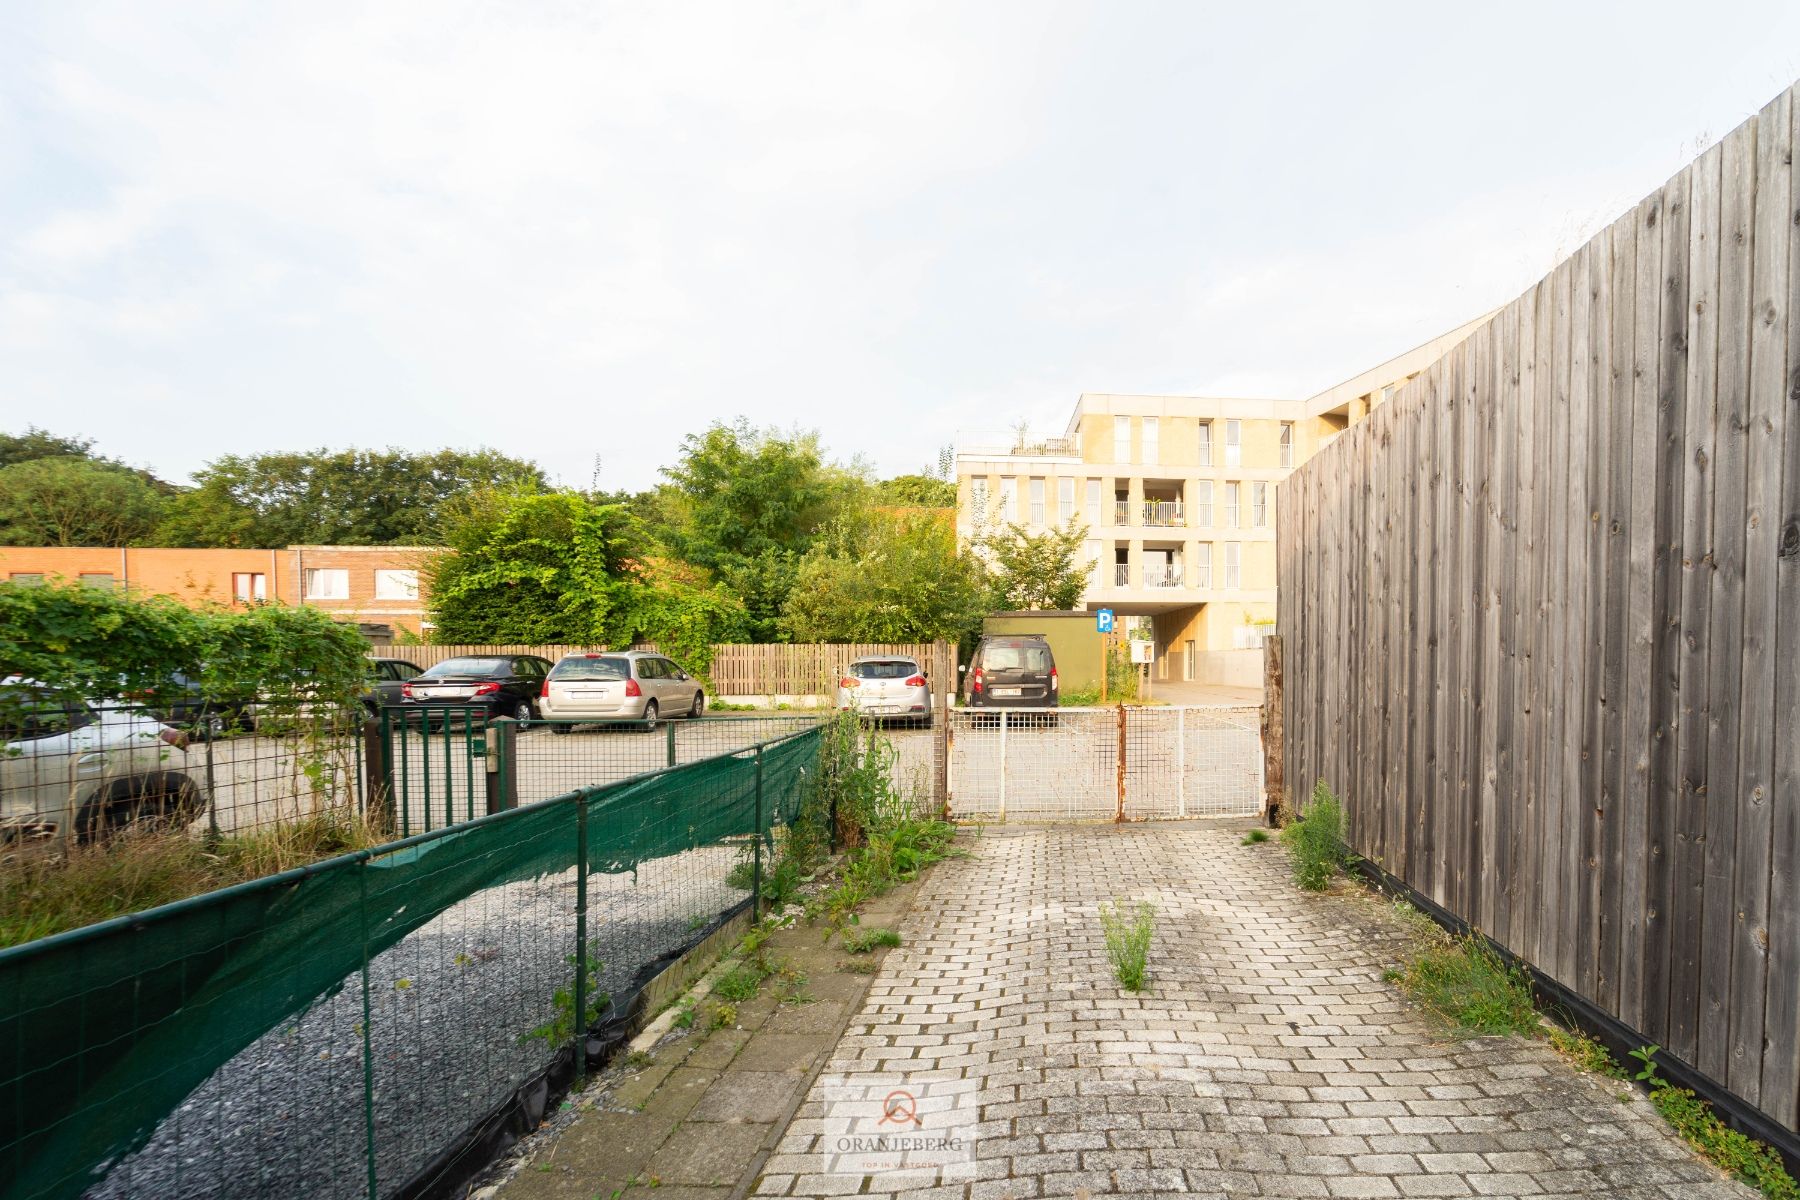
981 645 1052 672
418 657 512 679
0 691 94 742
850 660 918 680
550 657 630 681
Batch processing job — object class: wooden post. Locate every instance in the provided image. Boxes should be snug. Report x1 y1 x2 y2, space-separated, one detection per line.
361 715 394 836
1115 703 1127 822
931 638 951 819
1262 634 1285 826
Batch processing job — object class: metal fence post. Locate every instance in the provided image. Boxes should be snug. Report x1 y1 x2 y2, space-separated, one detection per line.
1176 706 1186 819
573 796 589 1086
485 717 517 815
753 746 765 922
997 709 1007 823
204 732 219 841
358 862 378 1199
1115 704 1127 823
666 721 677 769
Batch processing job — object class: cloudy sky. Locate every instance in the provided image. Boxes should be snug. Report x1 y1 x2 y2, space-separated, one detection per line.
3 2 1798 491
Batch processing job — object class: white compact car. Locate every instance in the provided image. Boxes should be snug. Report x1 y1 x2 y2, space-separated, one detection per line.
538 651 705 732
835 656 931 725
1 679 207 842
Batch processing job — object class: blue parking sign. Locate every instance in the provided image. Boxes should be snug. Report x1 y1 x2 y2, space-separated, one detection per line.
1096 608 1115 633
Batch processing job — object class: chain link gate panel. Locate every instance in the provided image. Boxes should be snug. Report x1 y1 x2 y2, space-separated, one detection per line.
946 705 1263 822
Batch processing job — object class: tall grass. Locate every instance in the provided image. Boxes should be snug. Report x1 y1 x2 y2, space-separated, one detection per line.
1099 900 1155 991
0 810 385 949
1282 780 1349 890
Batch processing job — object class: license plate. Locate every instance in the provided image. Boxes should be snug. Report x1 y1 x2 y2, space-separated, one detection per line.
425 687 475 699
868 704 902 714
992 687 1022 697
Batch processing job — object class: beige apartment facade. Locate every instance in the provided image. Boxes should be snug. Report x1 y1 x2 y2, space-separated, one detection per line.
955 314 1494 681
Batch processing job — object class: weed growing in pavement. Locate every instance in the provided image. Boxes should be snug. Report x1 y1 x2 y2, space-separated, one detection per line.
1241 829 1269 845
1099 901 1155 992
840 958 879 975
1548 1025 1624 1079
1385 934 1535 1036
521 942 607 1047
623 1050 654 1070
842 926 901 954
671 997 696 1030
708 1003 737 1031
1628 1047 1799 1199
712 965 763 1003
1281 780 1350 891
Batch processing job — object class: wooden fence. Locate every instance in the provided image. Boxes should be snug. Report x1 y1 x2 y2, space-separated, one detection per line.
1278 82 1799 1136
383 642 943 697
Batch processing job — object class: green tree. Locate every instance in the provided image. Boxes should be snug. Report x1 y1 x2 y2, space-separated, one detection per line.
0 457 169 546
981 522 1093 611
872 474 956 507
653 420 863 638
158 447 545 547
0 428 103 469
779 509 988 644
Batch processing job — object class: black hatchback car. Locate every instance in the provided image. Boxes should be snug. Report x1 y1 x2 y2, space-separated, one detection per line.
962 635 1058 708
400 655 553 727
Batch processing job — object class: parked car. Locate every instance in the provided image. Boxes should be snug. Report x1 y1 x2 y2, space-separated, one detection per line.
962 634 1058 708
835 655 932 725
539 651 705 731
399 655 554 727
129 671 255 739
1 678 208 842
362 657 423 717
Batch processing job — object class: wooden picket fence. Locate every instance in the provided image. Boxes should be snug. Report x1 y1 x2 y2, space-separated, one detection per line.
382 641 939 697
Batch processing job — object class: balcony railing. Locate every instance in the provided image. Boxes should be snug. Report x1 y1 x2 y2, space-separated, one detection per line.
1141 501 1184 527
1114 564 1130 586
1143 563 1184 588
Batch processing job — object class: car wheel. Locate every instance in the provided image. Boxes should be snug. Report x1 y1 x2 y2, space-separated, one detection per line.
689 691 705 719
510 700 535 729
642 700 660 731
78 773 206 843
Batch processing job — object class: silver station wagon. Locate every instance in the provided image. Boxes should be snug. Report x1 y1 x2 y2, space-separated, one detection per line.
539 651 705 731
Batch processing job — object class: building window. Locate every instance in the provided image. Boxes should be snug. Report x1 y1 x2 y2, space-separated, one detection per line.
1193 480 1213 527
998 476 1017 520
1113 416 1131 463
1085 479 1101 525
8 573 44 586
1058 477 1075 524
1197 421 1212 467
1224 542 1241 589
1279 422 1294 468
375 569 419 600
303 568 349 600
78 573 115 589
1224 419 1242 467
232 572 267 601
1224 481 1240 528
1251 482 1269 528
1193 543 1212 589
970 478 989 523
1141 416 1158 464
1028 478 1046 525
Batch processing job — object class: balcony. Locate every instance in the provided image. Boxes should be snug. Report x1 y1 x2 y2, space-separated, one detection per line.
1141 501 1184 527
1114 563 1131 586
1143 563 1184 588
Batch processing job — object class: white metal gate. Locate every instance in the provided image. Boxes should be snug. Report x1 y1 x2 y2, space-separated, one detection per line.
944 705 1263 822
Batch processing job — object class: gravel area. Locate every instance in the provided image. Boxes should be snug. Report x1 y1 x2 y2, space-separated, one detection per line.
86 843 749 1200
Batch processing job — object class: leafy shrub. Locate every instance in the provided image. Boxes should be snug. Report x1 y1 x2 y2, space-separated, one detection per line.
1630 1047 1799 1199
1282 780 1348 890
1099 901 1155 992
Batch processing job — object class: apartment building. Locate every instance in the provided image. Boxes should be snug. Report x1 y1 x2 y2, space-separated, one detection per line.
0 545 436 641
955 314 1493 682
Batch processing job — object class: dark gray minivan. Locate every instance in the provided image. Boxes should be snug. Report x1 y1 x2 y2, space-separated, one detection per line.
962 634 1057 708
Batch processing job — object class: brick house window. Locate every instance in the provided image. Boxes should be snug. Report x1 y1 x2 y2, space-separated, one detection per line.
303 568 349 600
233 572 267 601
374 569 419 600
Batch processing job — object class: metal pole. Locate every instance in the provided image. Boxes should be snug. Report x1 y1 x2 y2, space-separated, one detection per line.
573 797 589 1086
752 746 765 922
358 866 378 1199
1115 704 1127 823
204 730 219 841
666 721 677 769
1176 706 1187 818
997 709 1007 823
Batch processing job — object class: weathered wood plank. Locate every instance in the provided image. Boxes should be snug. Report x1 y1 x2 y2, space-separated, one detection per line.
1699 116 1757 1081
1492 301 1521 947
1667 143 1722 1064
1578 226 1612 1002
1729 86 1791 1109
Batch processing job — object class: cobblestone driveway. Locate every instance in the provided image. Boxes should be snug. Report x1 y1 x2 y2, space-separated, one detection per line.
758 823 1751 1199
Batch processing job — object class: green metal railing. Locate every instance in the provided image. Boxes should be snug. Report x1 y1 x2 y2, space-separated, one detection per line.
0 724 819 1200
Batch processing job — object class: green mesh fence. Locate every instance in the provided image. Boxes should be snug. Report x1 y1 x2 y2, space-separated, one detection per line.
0 726 819 1200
